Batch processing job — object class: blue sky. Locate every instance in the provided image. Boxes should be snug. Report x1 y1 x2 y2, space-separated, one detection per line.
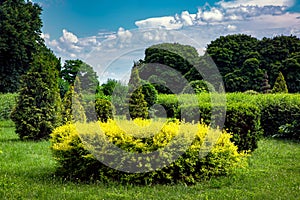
33 0 300 83
37 0 215 38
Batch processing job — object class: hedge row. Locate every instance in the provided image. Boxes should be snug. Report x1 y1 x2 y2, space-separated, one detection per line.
156 95 262 151
50 119 248 184
157 93 300 145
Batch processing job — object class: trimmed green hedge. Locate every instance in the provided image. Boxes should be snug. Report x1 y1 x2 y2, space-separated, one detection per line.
158 93 300 142
157 95 262 151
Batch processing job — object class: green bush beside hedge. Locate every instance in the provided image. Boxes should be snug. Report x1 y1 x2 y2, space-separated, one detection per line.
0 93 17 121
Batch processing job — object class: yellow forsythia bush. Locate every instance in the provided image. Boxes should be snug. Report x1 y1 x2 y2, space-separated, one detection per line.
50 119 248 184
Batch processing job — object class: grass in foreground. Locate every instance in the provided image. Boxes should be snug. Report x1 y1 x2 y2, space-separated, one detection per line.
0 121 299 200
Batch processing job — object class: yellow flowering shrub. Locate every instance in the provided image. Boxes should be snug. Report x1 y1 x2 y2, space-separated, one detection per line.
50 119 248 184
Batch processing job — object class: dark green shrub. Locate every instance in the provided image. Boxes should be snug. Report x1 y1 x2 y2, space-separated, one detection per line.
224 103 262 151
259 94 300 138
95 98 114 122
182 80 215 94
0 93 17 121
277 121 300 140
156 94 179 119
180 103 261 152
141 83 158 107
11 49 62 140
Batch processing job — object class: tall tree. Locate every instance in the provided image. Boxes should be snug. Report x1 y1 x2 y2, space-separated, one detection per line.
11 48 62 140
60 59 99 95
0 0 43 92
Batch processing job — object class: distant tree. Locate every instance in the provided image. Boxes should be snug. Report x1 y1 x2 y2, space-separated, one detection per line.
11 48 62 140
272 72 288 93
261 72 271 94
282 52 300 92
0 0 44 92
182 80 215 94
101 79 118 96
141 43 200 94
60 59 99 95
206 34 259 76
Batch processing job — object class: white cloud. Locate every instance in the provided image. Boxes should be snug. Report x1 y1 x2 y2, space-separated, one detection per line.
180 11 194 26
60 29 78 43
117 27 133 43
201 7 224 22
227 24 237 31
217 0 295 8
135 16 182 30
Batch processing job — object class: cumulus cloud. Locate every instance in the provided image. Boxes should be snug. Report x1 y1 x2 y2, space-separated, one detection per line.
227 24 237 31
135 16 182 30
217 0 295 8
201 7 224 22
60 29 79 43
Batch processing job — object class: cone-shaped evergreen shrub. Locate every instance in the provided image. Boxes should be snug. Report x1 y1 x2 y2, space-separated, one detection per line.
11 48 62 140
128 66 148 119
272 72 288 93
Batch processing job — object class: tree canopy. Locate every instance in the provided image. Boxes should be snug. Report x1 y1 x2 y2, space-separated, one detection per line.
0 0 44 92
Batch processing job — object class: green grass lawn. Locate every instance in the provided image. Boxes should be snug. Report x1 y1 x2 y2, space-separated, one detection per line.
0 120 299 200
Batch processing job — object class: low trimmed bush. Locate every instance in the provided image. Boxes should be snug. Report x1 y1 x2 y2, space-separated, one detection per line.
257 94 300 139
50 119 248 184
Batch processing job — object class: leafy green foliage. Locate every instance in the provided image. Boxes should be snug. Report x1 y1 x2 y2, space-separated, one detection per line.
0 93 17 120
272 72 288 93
101 79 118 96
10 48 62 140
182 80 215 94
141 43 200 94
0 0 44 93
141 82 158 107
60 59 99 95
95 98 114 122
50 120 248 184
207 34 300 92
128 66 149 119
61 85 86 123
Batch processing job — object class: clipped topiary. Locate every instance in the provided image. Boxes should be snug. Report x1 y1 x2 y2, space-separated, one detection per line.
272 72 288 93
11 48 62 140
